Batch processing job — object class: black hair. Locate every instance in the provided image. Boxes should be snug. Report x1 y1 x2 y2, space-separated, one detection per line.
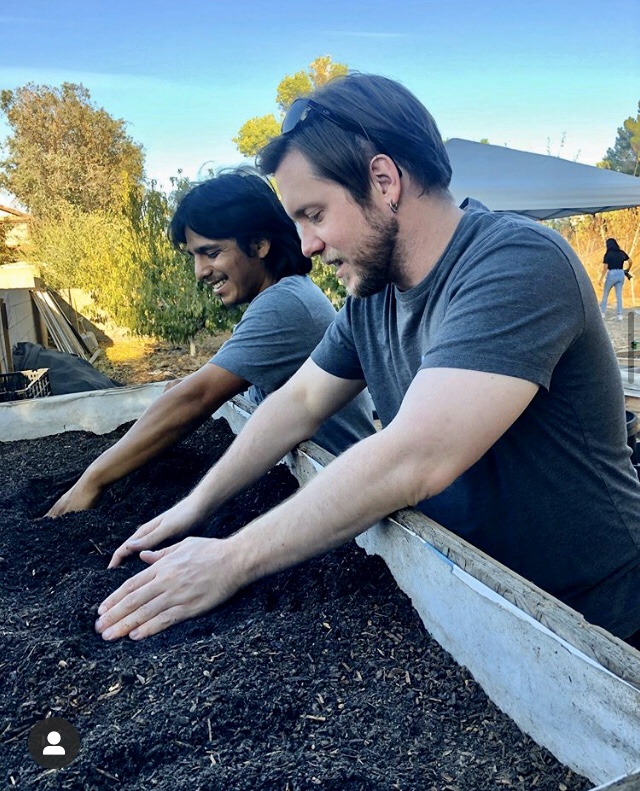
606 238 622 252
257 73 452 206
169 167 311 279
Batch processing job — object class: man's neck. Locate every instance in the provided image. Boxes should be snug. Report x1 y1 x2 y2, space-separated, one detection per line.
395 192 464 291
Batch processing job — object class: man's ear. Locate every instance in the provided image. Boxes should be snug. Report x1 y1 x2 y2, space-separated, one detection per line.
369 154 401 203
253 238 271 259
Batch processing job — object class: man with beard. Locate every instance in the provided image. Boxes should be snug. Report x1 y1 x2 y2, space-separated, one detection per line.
95 74 640 649
47 168 374 517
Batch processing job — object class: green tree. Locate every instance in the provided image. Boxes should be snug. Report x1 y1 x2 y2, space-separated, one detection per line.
29 203 142 330
601 101 640 176
0 222 18 265
234 57 349 308
29 181 238 348
233 56 348 158
310 257 347 308
0 82 145 215
131 181 240 347
232 115 280 160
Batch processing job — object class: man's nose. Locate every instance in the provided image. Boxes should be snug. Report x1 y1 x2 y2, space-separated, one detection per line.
193 254 210 282
300 227 324 259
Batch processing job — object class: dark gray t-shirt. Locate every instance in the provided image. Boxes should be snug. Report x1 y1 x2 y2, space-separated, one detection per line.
211 274 374 456
312 201 640 637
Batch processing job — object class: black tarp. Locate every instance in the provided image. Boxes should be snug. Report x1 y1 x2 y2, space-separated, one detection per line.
12 342 120 395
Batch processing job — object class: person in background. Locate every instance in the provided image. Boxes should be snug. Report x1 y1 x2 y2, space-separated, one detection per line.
94 74 640 651
599 237 633 321
47 168 374 517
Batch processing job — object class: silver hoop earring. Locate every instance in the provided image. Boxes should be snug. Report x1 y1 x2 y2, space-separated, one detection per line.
389 200 399 214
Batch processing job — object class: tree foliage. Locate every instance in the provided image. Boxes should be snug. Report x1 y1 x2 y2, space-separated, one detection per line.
233 56 348 158
0 222 19 265
0 82 145 215
30 203 140 328
234 58 349 307
130 181 241 343
29 181 239 345
232 115 280 161
1 80 236 347
601 101 640 176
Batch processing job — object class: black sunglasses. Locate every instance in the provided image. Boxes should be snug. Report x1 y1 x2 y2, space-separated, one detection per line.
282 97 369 138
281 97 402 177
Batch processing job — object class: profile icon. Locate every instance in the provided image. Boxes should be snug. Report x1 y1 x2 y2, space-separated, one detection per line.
42 730 65 755
28 717 80 769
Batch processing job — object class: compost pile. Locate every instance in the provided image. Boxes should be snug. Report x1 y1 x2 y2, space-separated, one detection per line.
1 418 591 791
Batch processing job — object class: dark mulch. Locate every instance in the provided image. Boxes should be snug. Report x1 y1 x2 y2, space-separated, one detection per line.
0 418 592 790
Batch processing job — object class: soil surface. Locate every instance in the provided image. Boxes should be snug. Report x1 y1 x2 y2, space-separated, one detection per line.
0 418 592 790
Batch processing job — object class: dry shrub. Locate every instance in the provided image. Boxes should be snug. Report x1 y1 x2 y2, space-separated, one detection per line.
550 208 640 307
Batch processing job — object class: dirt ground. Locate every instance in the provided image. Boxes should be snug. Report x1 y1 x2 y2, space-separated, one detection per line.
602 305 640 356
95 328 232 387
0 419 592 790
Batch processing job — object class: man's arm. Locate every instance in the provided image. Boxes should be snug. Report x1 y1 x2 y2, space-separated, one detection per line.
107 358 365 566
95 366 537 640
46 363 249 516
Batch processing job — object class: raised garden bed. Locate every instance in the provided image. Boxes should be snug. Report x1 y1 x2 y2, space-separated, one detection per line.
1 386 638 790
1 415 593 790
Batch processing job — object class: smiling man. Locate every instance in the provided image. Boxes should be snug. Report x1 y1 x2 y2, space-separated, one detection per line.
47 168 374 517
95 74 640 648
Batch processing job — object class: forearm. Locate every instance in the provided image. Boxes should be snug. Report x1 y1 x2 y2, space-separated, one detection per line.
83 390 213 490
94 437 405 643
95 369 538 642
229 367 539 587
187 386 323 518
230 427 417 584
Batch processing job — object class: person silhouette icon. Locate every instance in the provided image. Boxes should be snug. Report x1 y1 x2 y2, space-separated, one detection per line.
29 717 79 768
42 730 65 755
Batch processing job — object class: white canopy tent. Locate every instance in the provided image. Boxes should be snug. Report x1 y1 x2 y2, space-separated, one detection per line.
445 138 640 220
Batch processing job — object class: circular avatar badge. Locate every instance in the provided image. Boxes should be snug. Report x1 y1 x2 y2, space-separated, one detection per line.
28 717 81 769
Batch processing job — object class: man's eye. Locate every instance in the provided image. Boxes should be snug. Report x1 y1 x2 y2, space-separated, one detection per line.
206 251 220 259
307 212 322 224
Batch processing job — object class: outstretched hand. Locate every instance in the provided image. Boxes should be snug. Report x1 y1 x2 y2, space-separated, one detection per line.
45 478 102 518
108 499 204 569
96 536 243 640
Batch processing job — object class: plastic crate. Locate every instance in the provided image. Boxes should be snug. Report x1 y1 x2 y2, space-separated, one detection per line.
0 369 51 403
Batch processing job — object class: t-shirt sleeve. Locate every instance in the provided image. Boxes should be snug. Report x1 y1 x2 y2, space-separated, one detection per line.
212 286 322 394
420 227 585 390
311 300 365 381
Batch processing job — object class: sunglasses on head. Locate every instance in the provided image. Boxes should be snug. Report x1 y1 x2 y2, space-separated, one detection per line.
281 97 371 139
281 97 403 178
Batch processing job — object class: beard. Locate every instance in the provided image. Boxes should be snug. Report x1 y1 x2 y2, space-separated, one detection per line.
348 210 402 298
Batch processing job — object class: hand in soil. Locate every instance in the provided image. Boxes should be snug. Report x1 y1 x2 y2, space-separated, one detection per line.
108 497 203 568
96 536 243 640
45 474 102 517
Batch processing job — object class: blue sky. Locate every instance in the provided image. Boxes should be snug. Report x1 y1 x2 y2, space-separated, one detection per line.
1 0 638 203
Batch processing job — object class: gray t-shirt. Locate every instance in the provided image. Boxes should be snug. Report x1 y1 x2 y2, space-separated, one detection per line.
211 274 374 456
312 200 640 638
